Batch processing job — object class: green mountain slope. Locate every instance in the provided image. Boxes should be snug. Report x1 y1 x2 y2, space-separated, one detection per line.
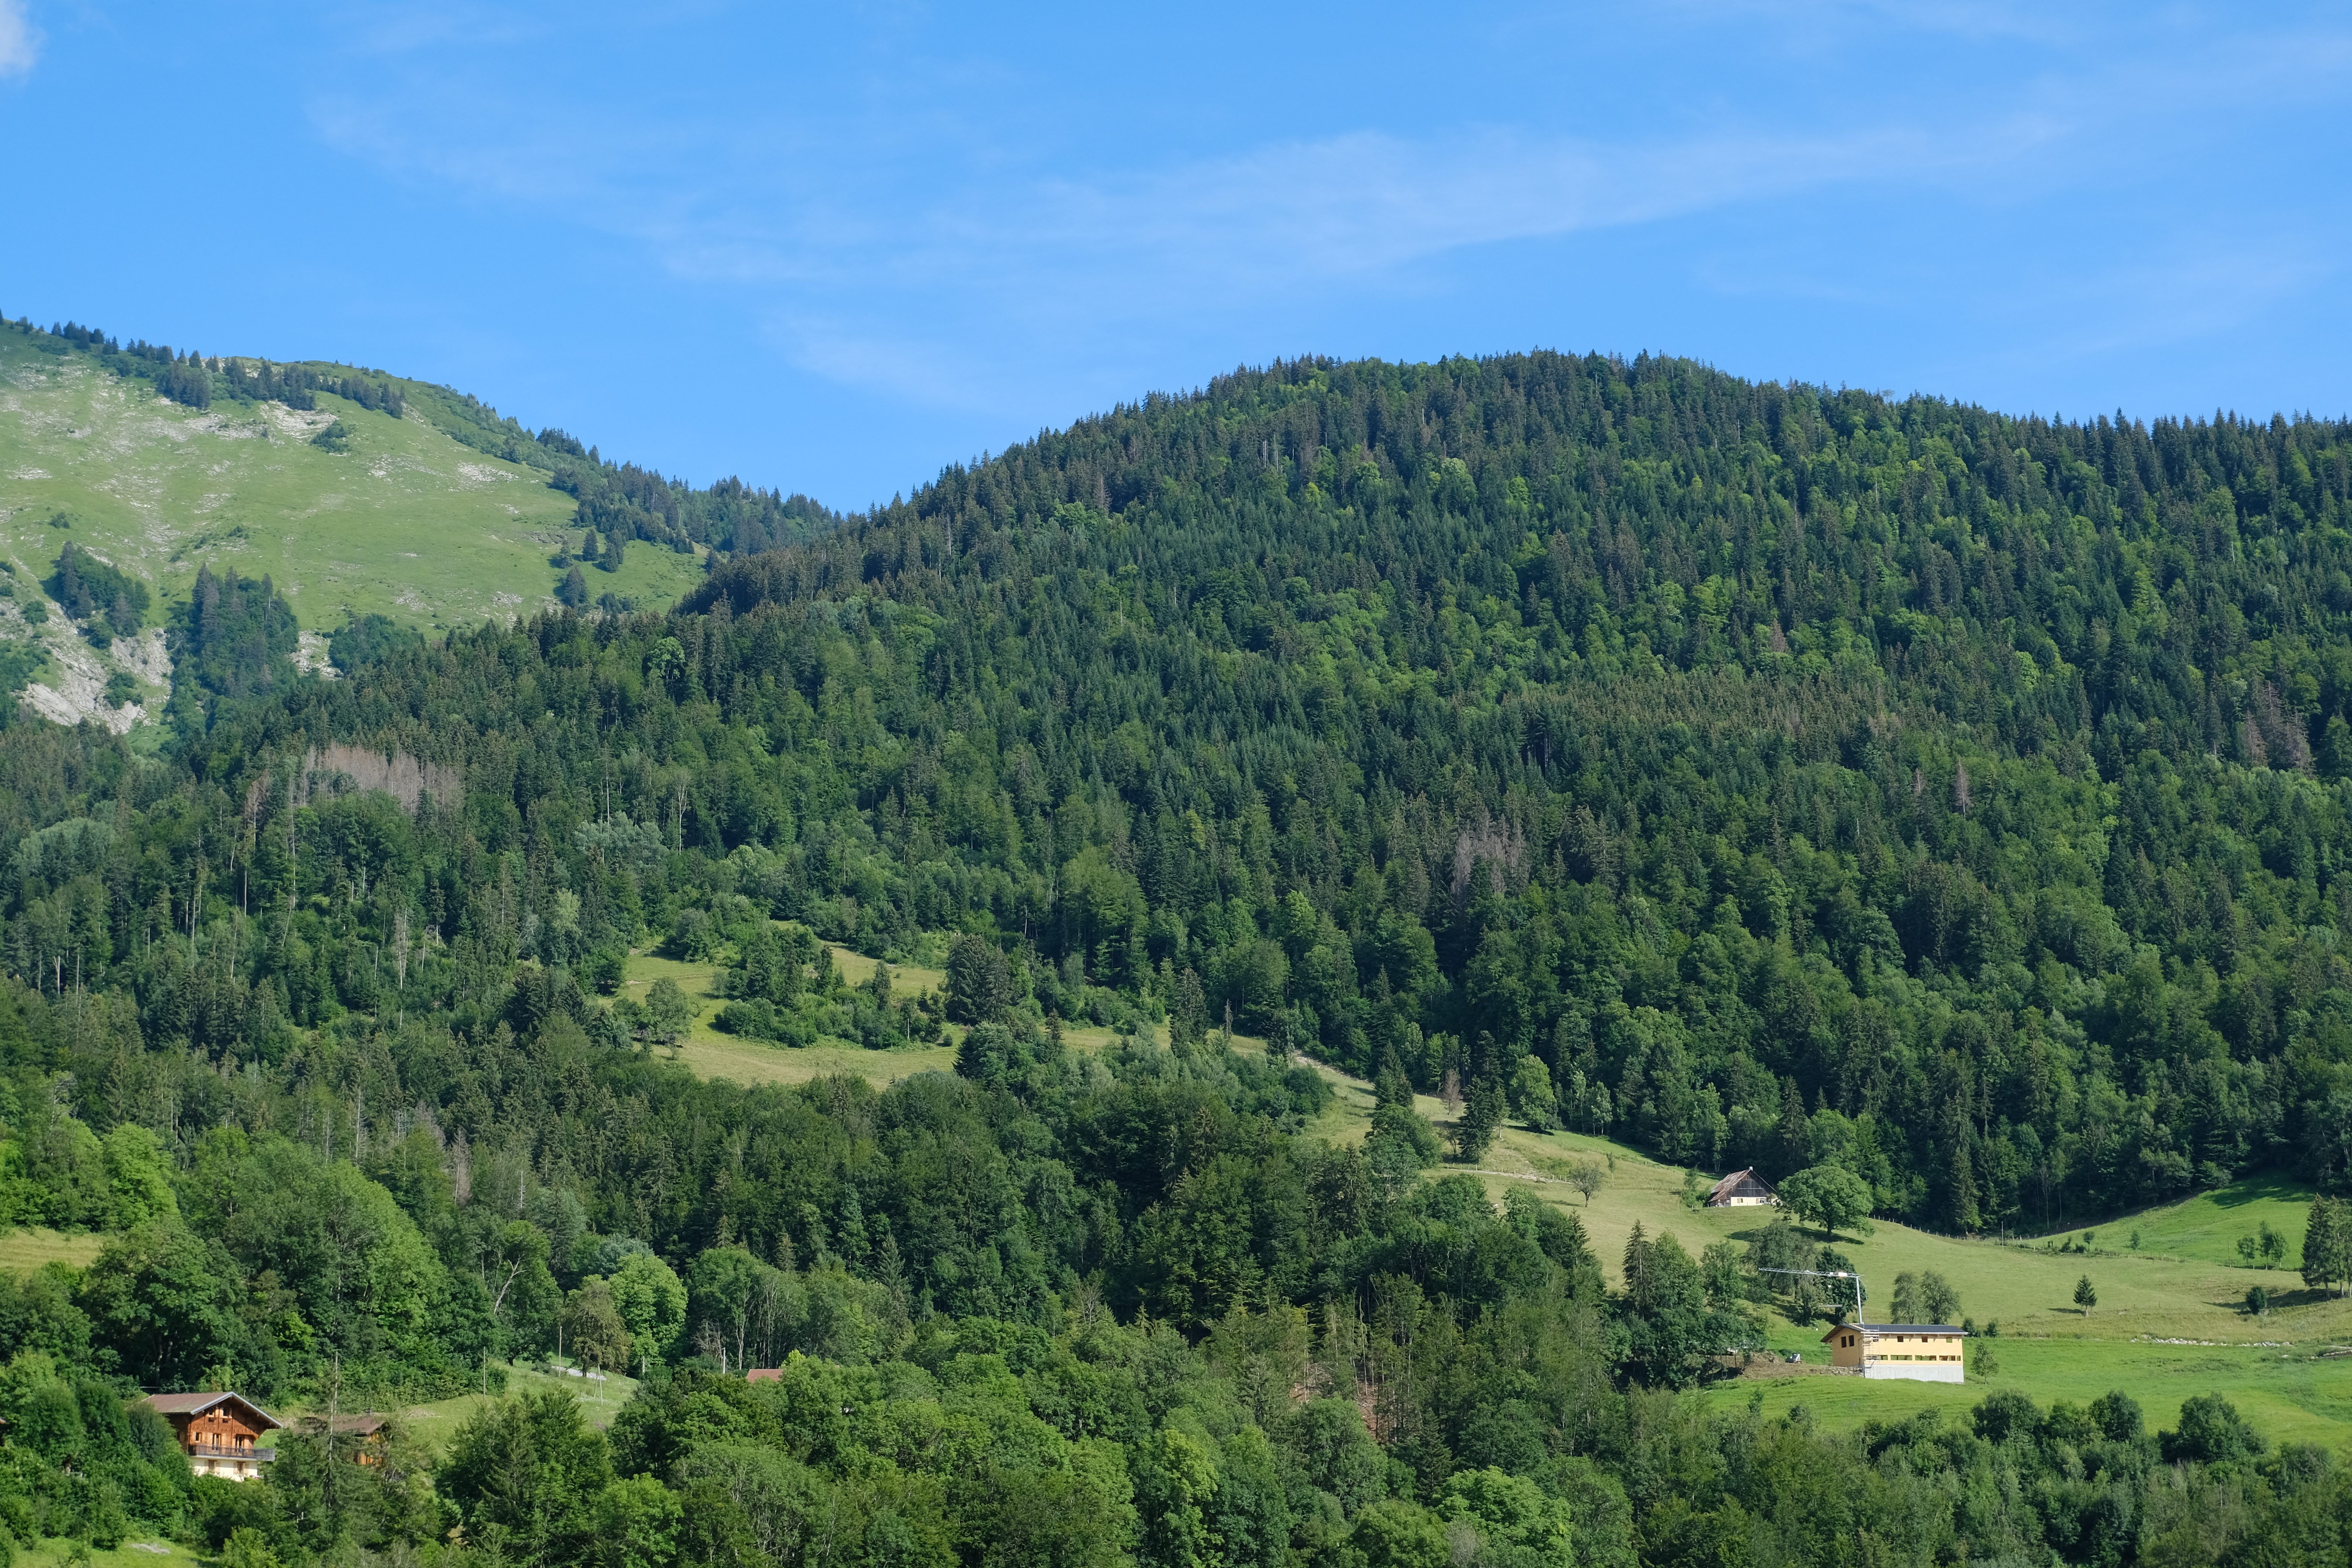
0 327 714 724
108 348 2352 1235
6 346 2352 1560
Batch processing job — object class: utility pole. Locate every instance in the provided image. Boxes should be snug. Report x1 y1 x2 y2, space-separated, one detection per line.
1759 1267 1866 1322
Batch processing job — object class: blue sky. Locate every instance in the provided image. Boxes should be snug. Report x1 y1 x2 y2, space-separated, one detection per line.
4 2 2349 511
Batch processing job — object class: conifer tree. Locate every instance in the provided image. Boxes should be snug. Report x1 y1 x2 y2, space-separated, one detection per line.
1452 1073 1503 1162
2304 1196 2350 1299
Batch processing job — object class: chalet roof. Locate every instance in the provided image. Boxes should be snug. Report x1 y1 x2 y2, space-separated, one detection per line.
1706 1168 1776 1203
321 1414 387 1435
140 1392 283 1428
1819 1323 1968 1341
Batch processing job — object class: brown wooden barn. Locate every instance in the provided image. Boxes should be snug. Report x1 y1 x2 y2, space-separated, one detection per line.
1706 1168 1779 1207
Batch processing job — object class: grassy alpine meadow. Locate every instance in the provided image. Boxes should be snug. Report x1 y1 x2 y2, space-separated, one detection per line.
0 332 709 717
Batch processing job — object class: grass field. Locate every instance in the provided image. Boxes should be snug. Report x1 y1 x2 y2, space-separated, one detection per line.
1466 1124 2340 1339
380 1361 642 1452
1453 1118 2352 1444
8 1538 199 1565
0 334 709 725
2101 1171 2319 1267
1708 1335 2352 1449
0 1227 105 1272
623 945 964 1091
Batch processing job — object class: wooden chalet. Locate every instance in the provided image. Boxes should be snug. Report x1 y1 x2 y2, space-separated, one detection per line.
1706 1168 1779 1207
142 1392 281 1482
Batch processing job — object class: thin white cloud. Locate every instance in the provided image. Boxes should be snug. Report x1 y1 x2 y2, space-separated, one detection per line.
301 3 2352 415
0 0 40 79
321 103 2056 301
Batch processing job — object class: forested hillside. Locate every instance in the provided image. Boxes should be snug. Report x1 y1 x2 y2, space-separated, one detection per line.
3 350 2352 1563
138 349 2352 1231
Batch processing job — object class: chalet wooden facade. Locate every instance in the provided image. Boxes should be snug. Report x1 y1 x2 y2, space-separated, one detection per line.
142 1392 281 1481
1706 1168 1779 1207
1822 1322 1968 1383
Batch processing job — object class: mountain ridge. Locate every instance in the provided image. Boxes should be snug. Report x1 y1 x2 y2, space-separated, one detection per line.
0 313 838 726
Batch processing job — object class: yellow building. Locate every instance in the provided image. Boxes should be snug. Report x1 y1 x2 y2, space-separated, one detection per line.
1821 1321 1967 1383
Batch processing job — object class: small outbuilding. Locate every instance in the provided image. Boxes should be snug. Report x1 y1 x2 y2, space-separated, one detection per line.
141 1392 281 1481
1706 1168 1779 1207
320 1413 389 1465
1821 1322 1968 1383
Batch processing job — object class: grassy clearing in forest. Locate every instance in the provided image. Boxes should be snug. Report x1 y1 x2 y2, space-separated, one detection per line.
2095 1171 2321 1268
325 1363 642 1459
0 1227 105 1272
824 944 948 998
625 947 962 1090
10 1538 202 1565
674 1035 961 1090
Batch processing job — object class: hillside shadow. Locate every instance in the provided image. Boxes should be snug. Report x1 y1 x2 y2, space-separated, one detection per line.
2019 1170 2318 1243
2203 1172 2314 1212
2213 1285 2340 1312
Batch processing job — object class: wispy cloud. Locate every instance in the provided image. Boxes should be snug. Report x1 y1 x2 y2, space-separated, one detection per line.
317 97 2061 305
986 118 2044 291
0 0 41 79
298 1 2352 417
